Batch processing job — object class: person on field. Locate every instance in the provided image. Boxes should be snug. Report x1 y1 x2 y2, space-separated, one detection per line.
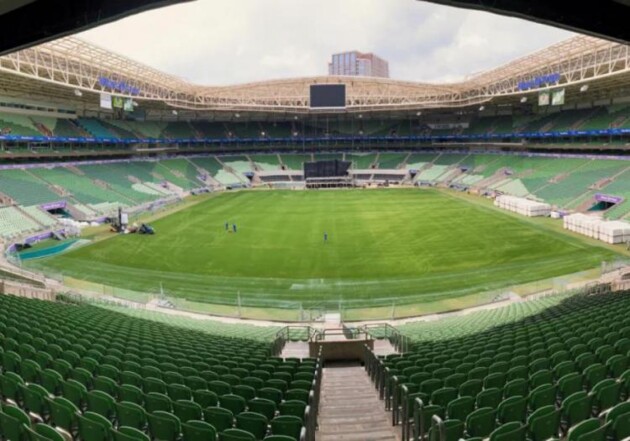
233 224 237 233
324 232 328 242
225 222 229 231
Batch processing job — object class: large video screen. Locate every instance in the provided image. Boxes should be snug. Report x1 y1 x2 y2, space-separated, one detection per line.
310 84 346 108
304 160 351 178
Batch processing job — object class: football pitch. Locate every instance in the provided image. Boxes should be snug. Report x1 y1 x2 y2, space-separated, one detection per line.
30 189 619 310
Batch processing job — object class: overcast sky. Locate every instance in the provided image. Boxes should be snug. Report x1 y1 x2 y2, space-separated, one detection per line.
79 0 574 86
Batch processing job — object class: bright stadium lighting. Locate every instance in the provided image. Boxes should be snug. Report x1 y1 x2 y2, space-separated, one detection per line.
73 89 83 97
261 131 266 137
520 97 528 103
479 106 485 111
358 114 363 119
172 110 178 116
235 113 240 118
416 111 422 116
580 85 589 92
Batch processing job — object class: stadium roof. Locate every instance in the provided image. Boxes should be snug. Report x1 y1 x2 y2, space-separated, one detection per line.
0 1 192 56
0 34 628 114
417 0 630 44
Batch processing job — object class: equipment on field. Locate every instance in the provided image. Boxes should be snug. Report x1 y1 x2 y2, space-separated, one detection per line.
138 224 155 235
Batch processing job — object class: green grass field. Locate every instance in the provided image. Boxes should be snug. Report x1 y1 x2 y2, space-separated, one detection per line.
28 189 619 310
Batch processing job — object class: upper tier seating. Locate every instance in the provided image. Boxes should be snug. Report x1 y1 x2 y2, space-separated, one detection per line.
77 118 118 139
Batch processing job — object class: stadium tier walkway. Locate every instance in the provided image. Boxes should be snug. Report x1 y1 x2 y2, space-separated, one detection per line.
317 362 401 441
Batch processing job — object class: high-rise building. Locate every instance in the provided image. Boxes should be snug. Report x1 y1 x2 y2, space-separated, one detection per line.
328 51 390 78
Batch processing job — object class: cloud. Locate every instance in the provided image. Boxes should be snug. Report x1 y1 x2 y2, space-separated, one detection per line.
78 0 575 85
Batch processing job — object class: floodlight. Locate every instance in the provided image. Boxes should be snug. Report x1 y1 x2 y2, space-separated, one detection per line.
580 84 589 92
73 89 83 97
520 97 528 103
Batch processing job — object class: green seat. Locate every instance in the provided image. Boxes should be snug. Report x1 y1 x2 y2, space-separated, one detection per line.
118 385 144 405
47 397 79 433
182 420 216 441
193 390 218 408
476 388 502 409
445 396 473 422
248 398 277 421
527 405 560 441
258 388 282 406
167 384 192 402
61 379 87 409
503 378 528 399
459 380 482 398
430 387 457 408
86 390 116 420
21 359 42 384
147 411 181 441
236 411 268 440
558 373 583 400
489 421 526 441
115 402 147 431
27 423 66 441
203 407 234 433
530 370 553 389
591 379 621 414
278 401 306 421
173 400 202 423
77 411 112 441
111 426 150 441
497 396 526 424
0 404 31 441
144 392 172 413
605 402 630 440
466 407 495 438
93 377 118 397
40 369 63 395
567 418 608 441
219 428 256 441
528 384 556 411
143 377 167 395
262 436 295 441
284 390 308 404
428 418 464 441
562 391 593 428
220 394 247 416
19 384 49 420
1 372 25 402
270 415 302 441
208 380 231 396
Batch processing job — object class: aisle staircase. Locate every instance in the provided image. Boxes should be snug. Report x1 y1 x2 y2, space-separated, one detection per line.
317 363 400 441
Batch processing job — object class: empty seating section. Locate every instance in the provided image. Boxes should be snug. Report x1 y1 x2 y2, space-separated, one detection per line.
191 122 227 138
0 169 62 206
313 153 343 162
369 291 630 441
0 294 320 441
29 167 122 208
347 153 377 169
534 160 629 207
433 154 467 166
0 113 42 136
21 206 57 228
280 155 310 170
189 157 242 185
221 156 254 175
602 169 630 219
0 206 40 238
405 153 437 170
159 159 202 189
79 164 159 203
164 122 196 139
377 153 407 169
263 123 292 138
416 165 450 182
250 155 282 171
99 120 138 139
51 119 85 138
77 118 117 139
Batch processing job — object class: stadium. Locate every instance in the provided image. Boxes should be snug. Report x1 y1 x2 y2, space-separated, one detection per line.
0 1 629 440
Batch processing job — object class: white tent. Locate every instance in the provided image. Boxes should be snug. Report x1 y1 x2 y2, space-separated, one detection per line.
563 213 630 244
494 195 551 217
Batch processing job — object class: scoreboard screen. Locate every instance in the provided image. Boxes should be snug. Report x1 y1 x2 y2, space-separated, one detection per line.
304 160 351 178
309 84 346 108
